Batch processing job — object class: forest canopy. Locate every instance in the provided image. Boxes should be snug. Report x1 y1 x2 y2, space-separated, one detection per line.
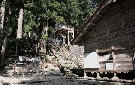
0 0 103 67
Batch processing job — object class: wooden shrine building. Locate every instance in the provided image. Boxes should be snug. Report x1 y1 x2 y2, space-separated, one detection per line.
72 0 135 78
51 24 74 45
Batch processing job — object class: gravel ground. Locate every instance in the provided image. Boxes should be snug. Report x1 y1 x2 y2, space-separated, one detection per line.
0 74 135 85
0 74 87 85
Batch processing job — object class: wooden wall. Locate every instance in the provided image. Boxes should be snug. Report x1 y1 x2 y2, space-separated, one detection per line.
84 0 135 72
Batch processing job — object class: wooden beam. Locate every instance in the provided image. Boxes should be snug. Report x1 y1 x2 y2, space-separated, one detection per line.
91 22 96 25
97 12 104 17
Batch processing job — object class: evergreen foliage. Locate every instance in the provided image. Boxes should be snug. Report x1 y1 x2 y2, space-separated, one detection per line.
0 0 102 64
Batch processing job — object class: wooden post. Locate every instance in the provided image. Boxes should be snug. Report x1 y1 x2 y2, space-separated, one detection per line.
96 72 101 79
14 61 16 74
63 36 65 44
111 46 115 71
112 51 115 71
114 72 117 77
67 29 69 45
111 46 119 80
111 49 119 80
84 70 87 77
133 47 135 70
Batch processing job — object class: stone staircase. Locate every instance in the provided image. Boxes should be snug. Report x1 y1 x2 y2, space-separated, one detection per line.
48 43 84 70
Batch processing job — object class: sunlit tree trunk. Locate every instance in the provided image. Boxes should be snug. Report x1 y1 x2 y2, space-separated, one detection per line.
0 0 6 30
0 0 6 67
0 3 11 67
15 8 23 55
17 8 23 39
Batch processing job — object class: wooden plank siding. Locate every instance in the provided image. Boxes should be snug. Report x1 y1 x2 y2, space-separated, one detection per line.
84 0 135 72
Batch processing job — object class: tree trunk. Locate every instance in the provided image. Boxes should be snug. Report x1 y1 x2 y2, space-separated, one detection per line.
0 0 6 67
17 8 23 39
0 0 6 30
0 4 11 67
15 8 23 55
39 19 48 59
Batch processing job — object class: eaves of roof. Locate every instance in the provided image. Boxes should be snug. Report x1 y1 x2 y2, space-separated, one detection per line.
71 0 117 45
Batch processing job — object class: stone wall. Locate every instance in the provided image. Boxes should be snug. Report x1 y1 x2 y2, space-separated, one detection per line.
69 45 84 68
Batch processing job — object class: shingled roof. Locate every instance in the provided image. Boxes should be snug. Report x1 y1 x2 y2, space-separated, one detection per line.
71 0 118 45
